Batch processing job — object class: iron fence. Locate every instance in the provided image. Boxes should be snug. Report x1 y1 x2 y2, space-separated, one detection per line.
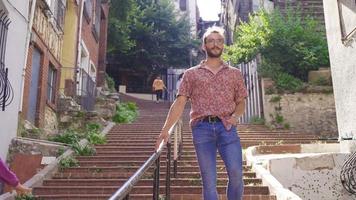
237 58 263 123
77 70 96 111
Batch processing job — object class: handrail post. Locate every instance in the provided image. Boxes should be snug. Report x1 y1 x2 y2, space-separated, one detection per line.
173 123 178 178
166 142 171 200
178 119 183 158
153 157 160 200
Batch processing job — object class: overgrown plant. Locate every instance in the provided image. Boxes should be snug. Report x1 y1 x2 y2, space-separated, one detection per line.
224 7 329 92
59 156 79 171
106 73 116 92
112 102 139 123
71 143 96 156
269 95 290 129
49 129 80 145
250 116 265 125
84 123 106 144
15 194 39 200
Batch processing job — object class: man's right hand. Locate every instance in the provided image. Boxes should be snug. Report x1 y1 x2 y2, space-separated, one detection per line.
155 131 169 151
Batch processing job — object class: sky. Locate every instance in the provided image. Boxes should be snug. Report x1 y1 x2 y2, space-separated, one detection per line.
196 0 221 21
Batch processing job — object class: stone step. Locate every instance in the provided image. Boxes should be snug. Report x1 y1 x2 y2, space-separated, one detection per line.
43 177 262 186
34 194 277 200
76 155 200 161
58 165 252 174
76 160 246 167
104 136 317 141
33 185 270 195
53 171 257 179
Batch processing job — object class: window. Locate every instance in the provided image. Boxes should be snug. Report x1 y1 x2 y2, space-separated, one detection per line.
92 0 101 40
179 0 187 11
84 0 93 22
47 65 57 104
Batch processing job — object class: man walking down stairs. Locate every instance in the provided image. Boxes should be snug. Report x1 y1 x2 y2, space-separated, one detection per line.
32 94 320 199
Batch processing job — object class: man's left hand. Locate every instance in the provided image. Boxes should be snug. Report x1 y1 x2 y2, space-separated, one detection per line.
227 115 239 126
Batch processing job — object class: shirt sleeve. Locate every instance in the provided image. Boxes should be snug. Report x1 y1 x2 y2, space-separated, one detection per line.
177 71 192 98
0 158 19 187
234 70 248 103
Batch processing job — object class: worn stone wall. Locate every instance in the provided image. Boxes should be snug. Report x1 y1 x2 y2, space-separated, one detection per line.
264 92 338 137
43 106 59 135
268 153 353 200
7 138 68 163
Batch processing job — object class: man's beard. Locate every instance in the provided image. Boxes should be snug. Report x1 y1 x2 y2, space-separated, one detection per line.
206 47 223 58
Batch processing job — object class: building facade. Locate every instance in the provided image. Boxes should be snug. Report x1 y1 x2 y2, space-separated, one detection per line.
21 0 65 131
0 0 32 159
60 0 80 97
173 0 198 37
75 0 109 110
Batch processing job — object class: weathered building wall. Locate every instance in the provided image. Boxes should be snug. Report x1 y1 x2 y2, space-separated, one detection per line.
0 0 30 159
323 0 356 140
263 92 338 137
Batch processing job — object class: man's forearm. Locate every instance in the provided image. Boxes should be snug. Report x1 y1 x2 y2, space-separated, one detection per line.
161 96 187 132
232 99 246 118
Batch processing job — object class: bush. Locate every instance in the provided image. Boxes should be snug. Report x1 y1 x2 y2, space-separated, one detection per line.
274 72 303 92
15 194 39 200
49 130 80 145
86 131 106 144
224 7 329 82
71 143 96 156
59 156 79 170
113 102 138 123
86 123 102 132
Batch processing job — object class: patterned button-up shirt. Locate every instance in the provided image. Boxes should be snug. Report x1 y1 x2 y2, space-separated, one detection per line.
178 61 248 130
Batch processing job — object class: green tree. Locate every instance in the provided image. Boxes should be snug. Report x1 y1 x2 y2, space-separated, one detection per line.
107 0 136 54
108 0 198 71
223 8 329 83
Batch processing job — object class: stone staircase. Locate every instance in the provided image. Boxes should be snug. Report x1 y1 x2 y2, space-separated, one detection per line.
33 95 321 200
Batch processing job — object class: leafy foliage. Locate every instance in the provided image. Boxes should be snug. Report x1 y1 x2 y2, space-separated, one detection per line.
59 156 79 171
224 8 329 88
105 73 116 92
112 102 139 123
274 72 303 92
107 0 198 71
71 143 96 156
49 130 80 145
15 194 39 200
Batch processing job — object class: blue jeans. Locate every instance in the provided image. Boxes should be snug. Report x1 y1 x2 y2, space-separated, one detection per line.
192 121 243 200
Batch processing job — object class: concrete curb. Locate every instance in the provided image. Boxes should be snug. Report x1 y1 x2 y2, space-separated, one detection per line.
0 122 116 200
245 146 303 200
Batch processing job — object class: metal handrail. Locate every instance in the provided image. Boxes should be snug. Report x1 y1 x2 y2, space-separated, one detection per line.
109 119 183 200
340 150 356 195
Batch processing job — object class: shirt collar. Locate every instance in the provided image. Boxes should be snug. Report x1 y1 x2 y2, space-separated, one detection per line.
198 60 229 70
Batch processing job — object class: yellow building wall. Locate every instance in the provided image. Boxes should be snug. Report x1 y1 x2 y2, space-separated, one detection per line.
60 0 79 94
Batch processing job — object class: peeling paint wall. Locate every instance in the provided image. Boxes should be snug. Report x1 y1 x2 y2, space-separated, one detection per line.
268 153 354 200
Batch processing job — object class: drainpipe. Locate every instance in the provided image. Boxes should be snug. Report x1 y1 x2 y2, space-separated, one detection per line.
18 0 37 112
75 0 85 96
